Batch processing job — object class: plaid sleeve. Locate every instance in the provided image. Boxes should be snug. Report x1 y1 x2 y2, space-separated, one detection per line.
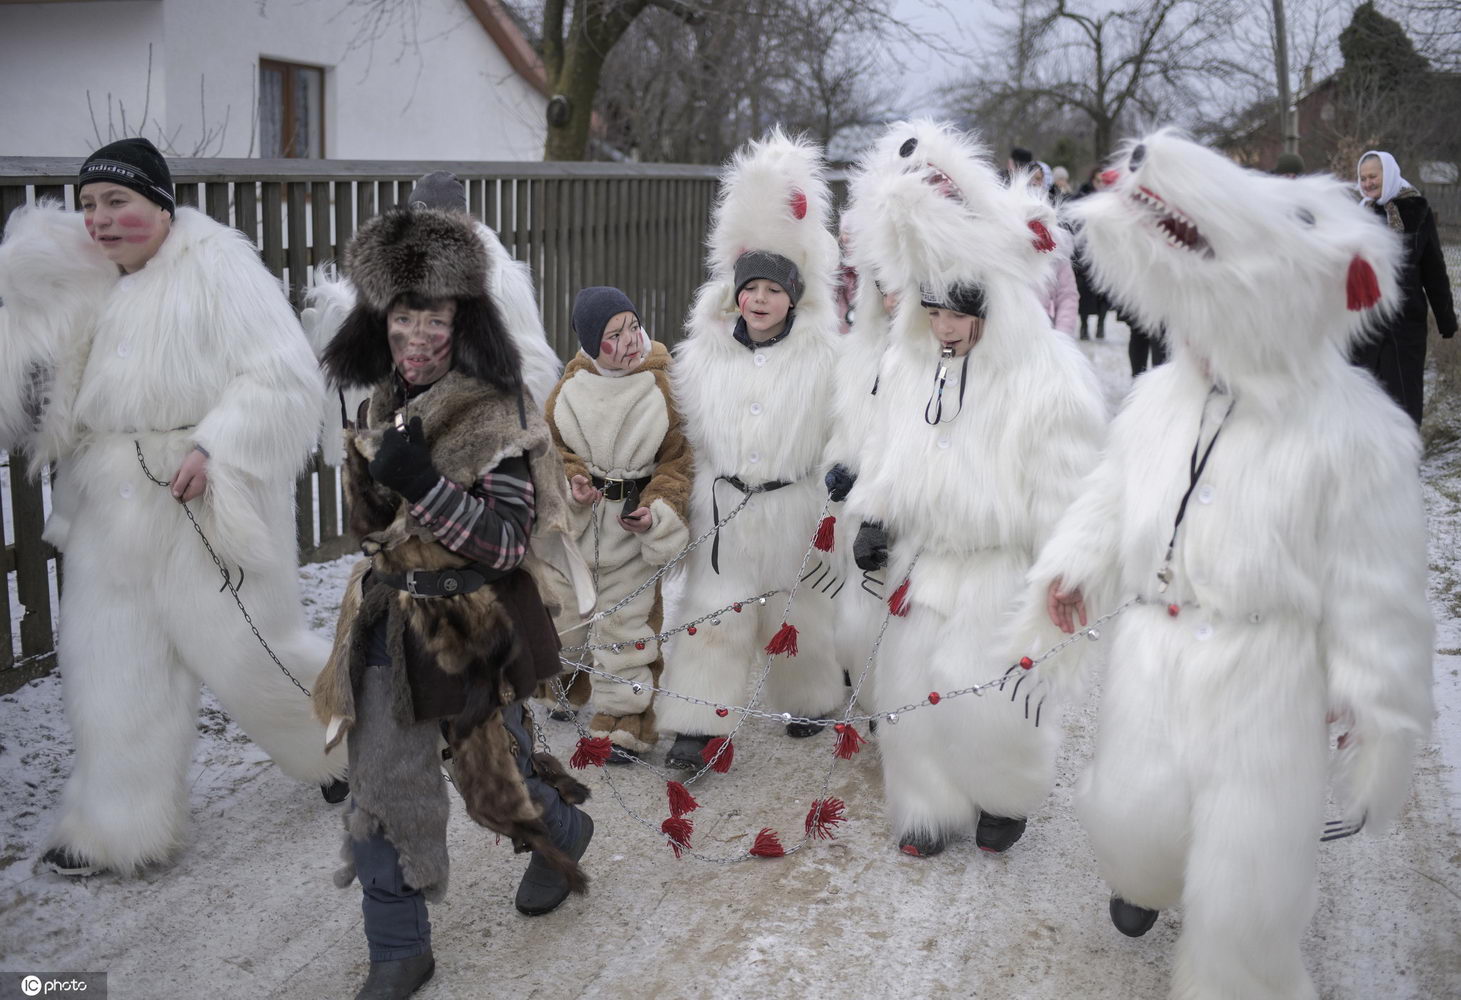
408 453 536 570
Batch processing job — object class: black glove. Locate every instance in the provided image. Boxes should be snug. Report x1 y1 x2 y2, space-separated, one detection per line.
853 520 888 571
825 463 857 503
368 416 440 503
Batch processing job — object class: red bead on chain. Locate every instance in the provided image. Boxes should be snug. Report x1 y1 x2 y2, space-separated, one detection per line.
928 692 941 705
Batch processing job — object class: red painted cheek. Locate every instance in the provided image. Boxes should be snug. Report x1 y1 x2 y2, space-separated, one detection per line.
116 211 157 243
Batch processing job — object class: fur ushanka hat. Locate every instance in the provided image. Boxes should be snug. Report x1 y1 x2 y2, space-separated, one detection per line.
320 207 522 393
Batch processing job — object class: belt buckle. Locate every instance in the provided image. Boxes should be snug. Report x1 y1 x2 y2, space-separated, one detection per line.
405 570 426 598
601 477 626 501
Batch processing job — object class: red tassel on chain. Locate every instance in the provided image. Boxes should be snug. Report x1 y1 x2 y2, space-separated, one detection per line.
765 621 799 656
666 780 699 817
569 736 613 769
833 722 866 760
888 578 911 617
661 816 694 858
750 827 786 858
805 798 847 840
1028 219 1057 253
814 515 836 552
701 736 735 773
1346 255 1381 310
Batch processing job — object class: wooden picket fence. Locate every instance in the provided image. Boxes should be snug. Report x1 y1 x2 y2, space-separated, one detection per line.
0 156 725 687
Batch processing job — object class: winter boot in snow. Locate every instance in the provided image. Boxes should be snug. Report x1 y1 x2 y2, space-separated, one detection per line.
1109 896 1159 937
41 845 106 877
354 950 435 1000
665 733 710 770
975 812 1027 853
515 807 594 916
898 832 946 858
785 721 825 738
321 776 351 804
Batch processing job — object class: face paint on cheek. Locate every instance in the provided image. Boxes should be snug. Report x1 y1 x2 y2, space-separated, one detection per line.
117 210 158 243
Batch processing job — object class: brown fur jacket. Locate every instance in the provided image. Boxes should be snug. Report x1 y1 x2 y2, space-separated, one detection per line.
314 371 589 885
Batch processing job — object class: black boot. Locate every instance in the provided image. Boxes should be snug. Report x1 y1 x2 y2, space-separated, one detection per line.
547 708 576 723
321 777 351 804
516 808 593 916
664 733 710 770
785 721 825 738
897 832 946 858
354 950 435 999
1109 896 1160 937
975 812 1027 853
606 744 640 766
41 846 105 877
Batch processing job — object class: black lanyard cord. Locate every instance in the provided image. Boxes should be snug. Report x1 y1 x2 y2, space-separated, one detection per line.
1162 389 1235 566
924 353 971 425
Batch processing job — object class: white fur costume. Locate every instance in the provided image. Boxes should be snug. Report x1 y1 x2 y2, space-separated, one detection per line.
843 122 1106 846
1010 132 1432 999
0 204 341 874
304 220 562 465
656 131 844 738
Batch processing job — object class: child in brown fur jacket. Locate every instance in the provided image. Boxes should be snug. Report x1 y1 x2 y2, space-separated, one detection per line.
545 286 693 762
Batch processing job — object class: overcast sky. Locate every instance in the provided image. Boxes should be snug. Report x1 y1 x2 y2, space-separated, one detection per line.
886 0 993 119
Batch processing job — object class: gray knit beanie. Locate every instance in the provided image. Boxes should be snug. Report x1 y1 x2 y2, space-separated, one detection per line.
408 171 468 213
734 250 804 306
572 286 639 358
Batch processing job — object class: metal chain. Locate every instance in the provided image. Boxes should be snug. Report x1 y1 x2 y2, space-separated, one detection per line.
133 441 312 698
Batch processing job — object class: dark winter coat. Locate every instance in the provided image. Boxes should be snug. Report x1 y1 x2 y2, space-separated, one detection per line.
1352 192 1458 425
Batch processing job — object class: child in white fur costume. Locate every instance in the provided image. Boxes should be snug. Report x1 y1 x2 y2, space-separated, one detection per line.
657 130 844 769
1011 131 1432 999
545 287 692 761
303 171 563 468
0 139 340 876
842 122 1106 856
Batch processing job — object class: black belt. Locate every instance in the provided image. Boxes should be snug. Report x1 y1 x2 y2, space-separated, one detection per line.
371 564 505 599
592 473 651 503
711 474 792 574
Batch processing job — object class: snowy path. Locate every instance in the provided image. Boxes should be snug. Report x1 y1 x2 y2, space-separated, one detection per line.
2 325 1458 1000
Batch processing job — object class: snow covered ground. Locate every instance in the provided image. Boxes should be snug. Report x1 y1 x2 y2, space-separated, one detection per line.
2 323 1459 1000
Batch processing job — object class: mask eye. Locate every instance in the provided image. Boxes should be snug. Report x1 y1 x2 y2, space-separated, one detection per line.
1129 144 1146 170
1294 207 1315 227
899 137 918 158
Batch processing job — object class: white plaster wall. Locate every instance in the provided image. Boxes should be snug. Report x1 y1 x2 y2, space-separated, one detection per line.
0 2 166 157
0 0 546 160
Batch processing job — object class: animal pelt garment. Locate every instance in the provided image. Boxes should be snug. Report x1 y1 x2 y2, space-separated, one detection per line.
312 370 589 897
302 219 564 465
0 201 340 875
1006 131 1432 1000
545 339 692 751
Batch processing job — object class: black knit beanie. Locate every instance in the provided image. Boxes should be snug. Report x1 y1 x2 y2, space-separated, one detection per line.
78 137 174 215
920 282 987 318
408 171 468 213
734 250 804 307
572 286 639 358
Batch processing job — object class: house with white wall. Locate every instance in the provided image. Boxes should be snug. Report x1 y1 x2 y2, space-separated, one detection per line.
0 0 548 160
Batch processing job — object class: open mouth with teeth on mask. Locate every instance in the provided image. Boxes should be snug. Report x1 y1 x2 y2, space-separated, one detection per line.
1130 185 1213 257
921 162 964 203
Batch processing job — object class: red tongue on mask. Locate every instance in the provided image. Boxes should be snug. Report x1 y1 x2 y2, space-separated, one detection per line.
1346 256 1381 310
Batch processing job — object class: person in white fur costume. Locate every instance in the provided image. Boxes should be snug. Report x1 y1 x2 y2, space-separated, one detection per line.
1010 131 1432 999
303 171 563 468
0 138 341 877
841 122 1105 856
545 286 692 762
657 130 844 770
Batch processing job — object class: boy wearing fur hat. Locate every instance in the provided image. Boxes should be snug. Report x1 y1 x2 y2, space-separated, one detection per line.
0 137 341 878
544 287 692 762
657 131 845 770
314 206 592 999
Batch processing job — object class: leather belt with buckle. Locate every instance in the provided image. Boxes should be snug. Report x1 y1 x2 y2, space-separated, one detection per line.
372 564 502 599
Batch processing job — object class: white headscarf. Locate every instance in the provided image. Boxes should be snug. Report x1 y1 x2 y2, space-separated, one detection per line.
1357 150 1414 206
1036 160 1054 191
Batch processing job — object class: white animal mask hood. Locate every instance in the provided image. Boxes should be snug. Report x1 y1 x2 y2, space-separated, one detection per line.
1071 130 1403 399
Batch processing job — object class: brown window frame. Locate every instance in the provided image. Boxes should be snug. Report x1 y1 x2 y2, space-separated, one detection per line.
259 57 327 158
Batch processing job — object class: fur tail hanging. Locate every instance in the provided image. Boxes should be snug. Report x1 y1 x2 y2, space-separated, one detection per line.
532 751 592 805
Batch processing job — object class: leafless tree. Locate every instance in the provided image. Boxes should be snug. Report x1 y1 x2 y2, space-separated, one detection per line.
946 0 1245 165
84 43 252 157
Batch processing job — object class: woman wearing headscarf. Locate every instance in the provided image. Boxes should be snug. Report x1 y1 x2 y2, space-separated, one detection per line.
1351 150 1457 425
